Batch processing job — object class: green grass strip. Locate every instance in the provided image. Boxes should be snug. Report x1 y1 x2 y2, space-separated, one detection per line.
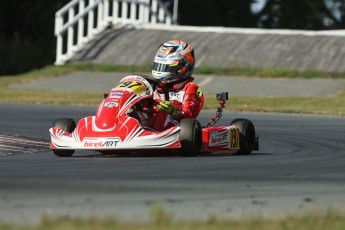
1 210 345 230
3 63 344 79
0 64 344 115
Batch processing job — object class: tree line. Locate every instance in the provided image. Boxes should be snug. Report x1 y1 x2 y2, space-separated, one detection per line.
1 0 344 75
178 0 345 29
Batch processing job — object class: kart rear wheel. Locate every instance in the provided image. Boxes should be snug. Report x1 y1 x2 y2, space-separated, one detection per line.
179 119 202 157
52 118 76 157
230 118 256 155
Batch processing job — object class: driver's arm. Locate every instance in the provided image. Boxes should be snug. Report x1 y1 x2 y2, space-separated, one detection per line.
174 83 204 121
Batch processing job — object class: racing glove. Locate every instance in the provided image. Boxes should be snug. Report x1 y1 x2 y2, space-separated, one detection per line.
157 100 177 118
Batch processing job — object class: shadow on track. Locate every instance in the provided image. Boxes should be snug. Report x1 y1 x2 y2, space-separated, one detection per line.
69 150 271 158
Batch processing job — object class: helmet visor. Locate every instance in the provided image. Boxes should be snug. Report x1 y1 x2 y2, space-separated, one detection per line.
152 62 180 73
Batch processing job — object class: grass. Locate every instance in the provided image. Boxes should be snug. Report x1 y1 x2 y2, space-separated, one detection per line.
204 91 345 115
196 66 345 79
4 63 345 79
1 209 345 230
0 64 345 115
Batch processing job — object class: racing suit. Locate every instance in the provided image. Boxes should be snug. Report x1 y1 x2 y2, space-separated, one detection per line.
146 78 204 131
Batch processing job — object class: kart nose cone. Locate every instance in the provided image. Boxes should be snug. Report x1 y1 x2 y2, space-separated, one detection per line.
95 108 116 130
95 115 115 130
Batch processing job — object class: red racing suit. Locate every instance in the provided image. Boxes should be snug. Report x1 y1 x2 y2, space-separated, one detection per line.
146 79 204 131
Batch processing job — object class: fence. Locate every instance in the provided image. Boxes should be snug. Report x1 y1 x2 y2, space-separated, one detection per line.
55 0 177 65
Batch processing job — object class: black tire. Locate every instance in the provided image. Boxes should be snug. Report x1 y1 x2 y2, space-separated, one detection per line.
179 119 202 157
52 118 76 157
230 118 256 155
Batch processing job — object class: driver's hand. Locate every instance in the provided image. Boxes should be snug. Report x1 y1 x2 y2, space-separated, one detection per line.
157 101 177 117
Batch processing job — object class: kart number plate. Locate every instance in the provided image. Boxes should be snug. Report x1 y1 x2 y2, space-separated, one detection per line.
115 81 146 95
228 128 240 149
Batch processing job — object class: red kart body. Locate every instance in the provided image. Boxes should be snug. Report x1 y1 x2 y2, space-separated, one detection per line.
49 75 258 157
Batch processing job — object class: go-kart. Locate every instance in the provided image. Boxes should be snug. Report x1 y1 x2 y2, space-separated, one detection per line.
49 74 259 157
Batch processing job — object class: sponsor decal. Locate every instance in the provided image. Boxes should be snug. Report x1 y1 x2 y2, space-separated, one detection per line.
122 75 146 82
168 91 184 102
209 130 228 146
109 91 124 98
83 138 120 148
105 102 119 108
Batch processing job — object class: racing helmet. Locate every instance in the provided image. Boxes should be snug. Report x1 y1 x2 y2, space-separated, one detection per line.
152 40 195 85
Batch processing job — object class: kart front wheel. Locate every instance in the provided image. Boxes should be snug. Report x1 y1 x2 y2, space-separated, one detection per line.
230 118 257 155
179 119 202 157
52 118 76 157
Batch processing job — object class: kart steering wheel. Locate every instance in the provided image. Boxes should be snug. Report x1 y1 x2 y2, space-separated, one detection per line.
140 75 169 101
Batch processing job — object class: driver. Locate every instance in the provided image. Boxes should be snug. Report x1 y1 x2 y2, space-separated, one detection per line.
149 40 204 131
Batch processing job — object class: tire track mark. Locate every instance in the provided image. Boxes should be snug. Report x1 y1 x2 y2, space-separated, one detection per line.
0 134 49 156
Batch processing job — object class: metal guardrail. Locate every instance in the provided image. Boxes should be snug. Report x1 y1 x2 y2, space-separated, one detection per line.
55 0 177 65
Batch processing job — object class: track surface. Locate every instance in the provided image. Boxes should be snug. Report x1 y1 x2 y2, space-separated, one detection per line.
0 103 344 224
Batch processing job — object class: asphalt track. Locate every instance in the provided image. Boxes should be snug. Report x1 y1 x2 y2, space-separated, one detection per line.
0 103 344 224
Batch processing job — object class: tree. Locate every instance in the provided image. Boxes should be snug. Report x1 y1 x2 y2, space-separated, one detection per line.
0 0 69 75
319 0 345 29
178 0 256 27
253 0 345 29
178 0 345 30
